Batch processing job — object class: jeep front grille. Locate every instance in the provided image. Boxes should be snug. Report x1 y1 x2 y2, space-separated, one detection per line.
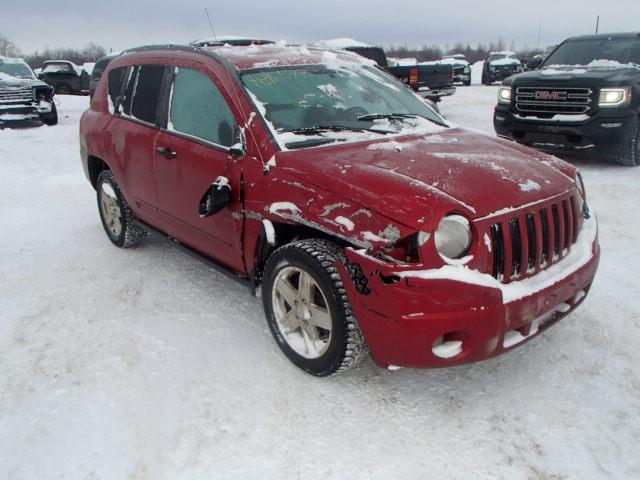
515 86 592 115
484 192 581 283
0 87 35 105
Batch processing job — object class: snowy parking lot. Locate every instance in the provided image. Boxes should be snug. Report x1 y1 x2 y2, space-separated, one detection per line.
1 88 639 479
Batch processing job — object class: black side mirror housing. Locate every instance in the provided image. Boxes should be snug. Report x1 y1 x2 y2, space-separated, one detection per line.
199 176 232 218
228 143 244 157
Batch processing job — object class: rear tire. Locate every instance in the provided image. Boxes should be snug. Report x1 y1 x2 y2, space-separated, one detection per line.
262 239 368 376
55 85 71 95
616 117 640 167
96 170 146 248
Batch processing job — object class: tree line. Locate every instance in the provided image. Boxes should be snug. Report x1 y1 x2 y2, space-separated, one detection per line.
387 40 546 63
2 32 546 69
1 33 109 68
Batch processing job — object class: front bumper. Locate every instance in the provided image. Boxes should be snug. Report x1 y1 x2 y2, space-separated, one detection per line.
487 69 519 82
0 104 42 128
494 106 637 155
453 73 471 84
417 86 457 100
339 218 600 369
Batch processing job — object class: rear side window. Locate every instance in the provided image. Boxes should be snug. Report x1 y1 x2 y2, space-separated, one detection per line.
168 67 237 147
130 65 165 124
120 66 139 116
107 67 126 112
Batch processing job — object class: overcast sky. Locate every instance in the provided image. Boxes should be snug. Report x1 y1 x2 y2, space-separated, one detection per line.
4 0 640 54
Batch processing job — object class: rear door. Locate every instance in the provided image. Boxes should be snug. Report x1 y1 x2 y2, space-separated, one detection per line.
107 63 166 219
153 60 245 272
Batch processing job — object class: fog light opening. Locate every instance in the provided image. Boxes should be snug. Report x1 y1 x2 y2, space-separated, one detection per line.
432 332 464 359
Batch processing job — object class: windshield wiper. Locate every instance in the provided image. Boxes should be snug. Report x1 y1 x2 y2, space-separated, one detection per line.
286 125 392 135
358 112 449 128
357 113 421 121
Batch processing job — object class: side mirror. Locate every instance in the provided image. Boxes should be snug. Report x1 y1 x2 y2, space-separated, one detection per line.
228 126 246 157
199 176 232 218
228 142 244 157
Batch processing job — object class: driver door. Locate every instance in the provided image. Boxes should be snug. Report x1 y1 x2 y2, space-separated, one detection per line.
154 61 245 273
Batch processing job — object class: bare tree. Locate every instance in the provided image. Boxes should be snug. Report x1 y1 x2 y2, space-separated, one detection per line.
25 43 108 68
0 33 21 57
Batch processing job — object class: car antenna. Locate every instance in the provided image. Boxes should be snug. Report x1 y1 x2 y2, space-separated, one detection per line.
205 8 216 38
202 7 270 174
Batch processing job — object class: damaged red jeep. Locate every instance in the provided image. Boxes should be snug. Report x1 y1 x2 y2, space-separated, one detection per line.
80 44 600 376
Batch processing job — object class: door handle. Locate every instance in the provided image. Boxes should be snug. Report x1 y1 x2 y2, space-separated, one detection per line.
156 147 177 159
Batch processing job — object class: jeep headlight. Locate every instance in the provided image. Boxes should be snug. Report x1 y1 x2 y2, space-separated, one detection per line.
498 86 512 104
464 67 471 74
489 65 497 72
598 87 630 107
435 215 473 260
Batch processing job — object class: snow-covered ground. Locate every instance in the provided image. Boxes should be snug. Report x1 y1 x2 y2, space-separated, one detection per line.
1 92 639 480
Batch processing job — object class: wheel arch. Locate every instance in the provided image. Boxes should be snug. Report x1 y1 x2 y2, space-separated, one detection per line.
87 155 110 189
251 220 352 287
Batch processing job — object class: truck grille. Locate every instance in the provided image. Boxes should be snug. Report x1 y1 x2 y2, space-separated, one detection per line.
515 87 592 115
485 192 582 283
0 87 35 105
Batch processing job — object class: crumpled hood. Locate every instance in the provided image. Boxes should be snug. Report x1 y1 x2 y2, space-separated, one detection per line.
0 74 49 90
277 128 576 228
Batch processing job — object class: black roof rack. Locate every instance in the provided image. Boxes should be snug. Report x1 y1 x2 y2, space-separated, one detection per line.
122 44 239 74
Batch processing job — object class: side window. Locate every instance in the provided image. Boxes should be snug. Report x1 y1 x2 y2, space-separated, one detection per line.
168 67 237 147
120 66 138 116
130 65 165 124
107 67 126 112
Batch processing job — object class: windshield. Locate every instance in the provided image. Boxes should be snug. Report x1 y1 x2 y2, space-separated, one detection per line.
544 38 640 67
489 54 509 61
0 58 35 79
241 63 446 149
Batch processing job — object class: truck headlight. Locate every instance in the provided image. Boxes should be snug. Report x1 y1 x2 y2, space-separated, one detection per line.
598 88 630 107
489 65 496 72
435 215 473 260
498 86 512 104
464 67 471 74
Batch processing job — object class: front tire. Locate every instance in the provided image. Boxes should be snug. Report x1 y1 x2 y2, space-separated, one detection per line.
41 102 58 126
262 239 368 376
96 170 146 248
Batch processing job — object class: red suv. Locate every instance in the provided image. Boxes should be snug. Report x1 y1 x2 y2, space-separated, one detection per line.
80 44 600 376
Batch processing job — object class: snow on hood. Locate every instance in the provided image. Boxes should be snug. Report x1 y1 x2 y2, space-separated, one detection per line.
424 57 470 67
491 58 521 66
0 72 28 86
276 128 577 227
314 38 371 49
541 59 640 75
